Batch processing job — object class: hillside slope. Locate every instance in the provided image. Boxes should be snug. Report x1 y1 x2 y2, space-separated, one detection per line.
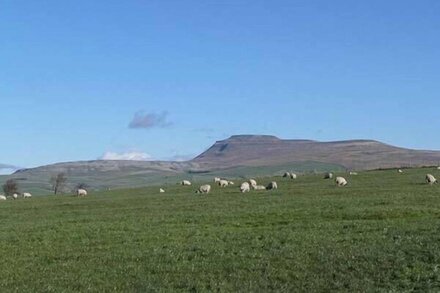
193 135 440 170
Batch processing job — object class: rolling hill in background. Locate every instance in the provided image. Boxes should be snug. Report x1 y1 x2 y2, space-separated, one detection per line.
1 135 440 194
193 135 440 170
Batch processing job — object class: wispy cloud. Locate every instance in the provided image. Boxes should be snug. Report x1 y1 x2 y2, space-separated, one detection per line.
0 164 20 175
128 111 172 129
99 151 153 161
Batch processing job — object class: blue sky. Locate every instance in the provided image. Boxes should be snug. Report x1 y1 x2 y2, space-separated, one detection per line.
1 0 439 170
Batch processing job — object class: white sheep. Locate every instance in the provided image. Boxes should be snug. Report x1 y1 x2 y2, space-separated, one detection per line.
77 189 87 197
219 180 229 188
335 177 348 187
181 180 192 186
290 173 297 179
398 169 403 173
228 181 235 185
240 182 251 193
196 184 211 194
266 181 278 190
0 195 6 201
12 193 18 199
252 185 266 190
214 177 221 183
249 179 257 187
159 188 165 193
426 174 437 185
283 172 291 178
23 192 32 199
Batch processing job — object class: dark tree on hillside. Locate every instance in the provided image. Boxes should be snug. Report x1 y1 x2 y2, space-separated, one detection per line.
75 183 89 190
50 173 67 195
3 179 18 196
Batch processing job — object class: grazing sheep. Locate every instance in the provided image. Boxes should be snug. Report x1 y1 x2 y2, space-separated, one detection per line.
324 172 333 179
240 182 251 193
181 180 192 186
12 193 18 199
290 173 297 179
196 184 211 194
349 172 358 176
398 169 403 173
0 195 6 201
335 177 348 187
426 174 438 185
249 179 257 187
214 177 221 183
228 181 235 185
77 189 88 197
23 192 32 199
159 188 165 193
218 180 229 188
252 185 266 190
437 166 440 170
266 181 278 190
283 172 291 178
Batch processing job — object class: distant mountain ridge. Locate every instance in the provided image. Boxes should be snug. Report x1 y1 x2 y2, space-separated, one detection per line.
14 160 196 175
11 135 440 174
192 135 440 170
2 135 440 194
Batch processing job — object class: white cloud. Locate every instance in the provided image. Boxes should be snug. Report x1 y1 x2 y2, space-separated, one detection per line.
99 151 153 161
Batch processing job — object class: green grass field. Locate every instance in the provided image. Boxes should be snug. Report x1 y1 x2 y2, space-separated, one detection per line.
0 167 439 292
0 161 345 195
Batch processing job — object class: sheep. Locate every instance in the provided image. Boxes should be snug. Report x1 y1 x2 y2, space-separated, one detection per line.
12 193 18 199
240 182 251 193
349 172 358 176
290 173 297 179
266 181 278 190
252 185 266 190
23 192 32 199
228 181 235 185
335 177 348 187
249 179 257 187
218 180 229 188
0 195 6 201
214 177 221 183
398 169 403 173
426 174 438 185
196 184 211 194
437 166 440 170
181 180 192 186
324 172 333 179
283 172 291 178
159 188 165 193
77 189 87 197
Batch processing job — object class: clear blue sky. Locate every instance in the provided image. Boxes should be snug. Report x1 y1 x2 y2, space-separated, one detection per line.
1 0 439 169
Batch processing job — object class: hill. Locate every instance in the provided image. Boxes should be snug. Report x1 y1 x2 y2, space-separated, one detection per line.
3 160 198 195
3 135 440 194
193 135 440 170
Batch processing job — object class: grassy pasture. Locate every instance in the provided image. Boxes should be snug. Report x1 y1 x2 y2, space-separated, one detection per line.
0 168 439 292
0 161 345 195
